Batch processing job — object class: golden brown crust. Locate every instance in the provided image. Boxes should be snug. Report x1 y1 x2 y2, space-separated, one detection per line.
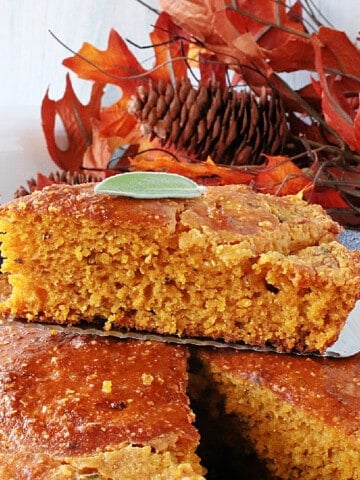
0 182 341 249
2 183 178 229
0 321 205 479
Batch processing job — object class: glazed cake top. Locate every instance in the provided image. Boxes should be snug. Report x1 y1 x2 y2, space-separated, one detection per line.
0 322 197 458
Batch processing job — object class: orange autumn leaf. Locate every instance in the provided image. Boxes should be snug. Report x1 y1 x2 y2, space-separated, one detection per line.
148 11 189 83
63 29 147 96
41 74 104 171
82 119 118 175
63 12 189 97
82 120 147 175
98 98 139 141
124 155 255 186
253 155 311 195
81 97 148 173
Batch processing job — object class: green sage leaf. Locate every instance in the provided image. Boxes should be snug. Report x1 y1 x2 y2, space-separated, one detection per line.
94 172 204 199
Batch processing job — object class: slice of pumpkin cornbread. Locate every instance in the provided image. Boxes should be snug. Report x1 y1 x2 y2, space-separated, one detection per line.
0 182 359 353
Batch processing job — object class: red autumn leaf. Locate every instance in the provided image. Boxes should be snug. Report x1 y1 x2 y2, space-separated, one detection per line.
317 27 360 77
160 0 315 107
41 74 104 171
304 163 359 210
159 0 306 49
314 76 357 123
158 0 226 46
231 0 305 39
160 0 312 76
305 188 350 210
26 171 86 194
159 0 272 90
220 30 272 79
198 52 228 87
296 81 322 112
311 28 360 151
218 0 315 73
287 110 338 148
34 172 62 191
355 108 360 149
207 5 274 87
253 155 311 195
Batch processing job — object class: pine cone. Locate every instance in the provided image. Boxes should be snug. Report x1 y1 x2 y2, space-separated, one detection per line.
14 170 101 198
128 79 288 166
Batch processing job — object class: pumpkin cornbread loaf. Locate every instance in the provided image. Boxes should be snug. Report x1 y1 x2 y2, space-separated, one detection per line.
0 321 205 480
0 182 359 353
194 348 360 480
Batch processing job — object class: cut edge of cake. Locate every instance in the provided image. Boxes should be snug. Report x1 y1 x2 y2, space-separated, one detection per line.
192 347 360 480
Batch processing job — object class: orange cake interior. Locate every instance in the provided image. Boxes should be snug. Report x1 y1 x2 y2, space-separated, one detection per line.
0 182 359 353
0 321 205 480
193 348 360 480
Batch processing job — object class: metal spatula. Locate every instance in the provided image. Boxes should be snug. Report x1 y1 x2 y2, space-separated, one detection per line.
324 300 360 357
328 229 360 357
4 299 359 358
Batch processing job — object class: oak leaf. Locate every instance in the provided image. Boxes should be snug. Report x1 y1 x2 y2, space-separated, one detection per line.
62 29 146 95
63 12 189 96
41 74 104 171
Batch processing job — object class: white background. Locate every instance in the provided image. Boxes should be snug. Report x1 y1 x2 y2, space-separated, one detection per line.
0 0 359 202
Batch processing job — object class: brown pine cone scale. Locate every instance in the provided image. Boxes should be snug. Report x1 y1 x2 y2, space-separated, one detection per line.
14 171 101 198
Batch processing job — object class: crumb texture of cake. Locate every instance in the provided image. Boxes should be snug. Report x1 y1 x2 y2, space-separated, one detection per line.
0 182 359 353
196 348 360 480
0 322 205 480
